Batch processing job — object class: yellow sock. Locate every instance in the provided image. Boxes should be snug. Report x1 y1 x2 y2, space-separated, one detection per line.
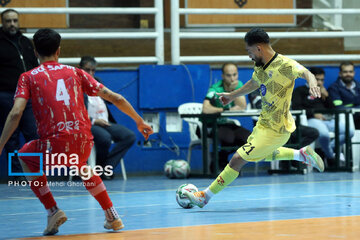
208 164 239 194
264 147 295 162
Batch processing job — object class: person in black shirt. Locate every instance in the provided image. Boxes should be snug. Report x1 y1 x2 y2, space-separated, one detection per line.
0 9 38 174
292 67 354 166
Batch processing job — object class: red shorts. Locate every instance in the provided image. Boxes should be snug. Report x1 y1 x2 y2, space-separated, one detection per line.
19 137 93 173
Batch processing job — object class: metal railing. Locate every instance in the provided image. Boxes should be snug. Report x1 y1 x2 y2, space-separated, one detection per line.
13 2 164 65
8 2 360 65
170 0 360 64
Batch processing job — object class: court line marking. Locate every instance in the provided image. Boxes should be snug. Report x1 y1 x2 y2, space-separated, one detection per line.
1 177 360 205
2 177 360 198
2 192 360 217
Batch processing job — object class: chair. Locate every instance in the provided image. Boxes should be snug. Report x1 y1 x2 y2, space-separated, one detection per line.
69 141 127 181
88 143 127 180
178 103 212 170
347 111 360 172
178 102 242 174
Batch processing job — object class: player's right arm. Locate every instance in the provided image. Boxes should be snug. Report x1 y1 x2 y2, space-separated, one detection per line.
217 79 259 106
302 69 321 98
0 98 28 154
97 87 153 140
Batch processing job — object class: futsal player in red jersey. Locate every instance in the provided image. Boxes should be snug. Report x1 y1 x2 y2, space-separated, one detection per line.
0 28 153 235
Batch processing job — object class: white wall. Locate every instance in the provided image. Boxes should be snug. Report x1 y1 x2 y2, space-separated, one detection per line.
342 0 360 50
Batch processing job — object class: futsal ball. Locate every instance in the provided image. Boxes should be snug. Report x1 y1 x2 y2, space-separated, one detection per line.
164 160 190 179
176 183 198 209
164 160 176 178
172 160 190 178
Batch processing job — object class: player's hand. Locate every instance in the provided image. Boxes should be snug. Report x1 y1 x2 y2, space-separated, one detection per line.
137 122 154 140
216 92 234 106
319 86 329 100
94 119 111 127
308 79 321 98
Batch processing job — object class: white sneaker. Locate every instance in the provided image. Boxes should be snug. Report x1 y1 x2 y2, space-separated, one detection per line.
300 146 325 172
339 152 345 162
104 218 124 231
183 191 208 208
43 209 67 236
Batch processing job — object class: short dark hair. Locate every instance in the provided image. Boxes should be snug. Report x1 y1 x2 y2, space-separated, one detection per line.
244 28 270 46
309 67 325 75
339 61 354 71
221 62 237 74
1 9 19 22
33 28 61 57
79 56 97 68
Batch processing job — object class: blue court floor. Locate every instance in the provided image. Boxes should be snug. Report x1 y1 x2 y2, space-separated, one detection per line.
1 172 360 239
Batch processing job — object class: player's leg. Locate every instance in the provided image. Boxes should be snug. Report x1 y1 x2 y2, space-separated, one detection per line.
307 118 333 159
78 141 124 231
185 125 285 208
263 145 324 172
18 140 67 236
234 124 324 172
184 152 246 208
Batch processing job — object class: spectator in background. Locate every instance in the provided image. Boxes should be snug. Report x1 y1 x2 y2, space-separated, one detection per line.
0 9 38 174
292 67 354 167
328 61 360 129
79 56 136 180
200 63 251 173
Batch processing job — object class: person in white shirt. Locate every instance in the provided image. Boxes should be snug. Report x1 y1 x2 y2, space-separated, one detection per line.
80 56 136 180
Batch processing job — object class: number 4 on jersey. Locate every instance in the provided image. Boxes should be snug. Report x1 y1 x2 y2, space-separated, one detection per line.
56 79 70 106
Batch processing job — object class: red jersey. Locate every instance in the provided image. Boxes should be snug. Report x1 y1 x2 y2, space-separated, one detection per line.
15 61 103 141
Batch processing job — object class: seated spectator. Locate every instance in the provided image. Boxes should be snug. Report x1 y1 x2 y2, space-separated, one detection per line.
328 61 360 129
79 56 136 180
292 67 354 166
200 63 251 173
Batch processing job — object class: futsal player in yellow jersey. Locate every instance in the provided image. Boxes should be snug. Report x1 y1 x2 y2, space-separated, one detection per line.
185 27 325 208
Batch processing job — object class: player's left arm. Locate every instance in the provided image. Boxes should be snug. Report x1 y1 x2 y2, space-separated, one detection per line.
0 98 28 154
217 79 259 106
302 69 321 98
97 86 153 140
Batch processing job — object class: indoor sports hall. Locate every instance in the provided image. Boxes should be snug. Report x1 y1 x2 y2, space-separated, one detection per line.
1 173 360 239
1 1 360 240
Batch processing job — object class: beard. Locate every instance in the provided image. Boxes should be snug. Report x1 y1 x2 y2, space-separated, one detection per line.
5 27 18 36
342 76 353 84
252 56 264 67
255 60 264 67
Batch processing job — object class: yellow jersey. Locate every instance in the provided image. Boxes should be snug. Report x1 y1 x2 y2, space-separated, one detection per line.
251 53 306 133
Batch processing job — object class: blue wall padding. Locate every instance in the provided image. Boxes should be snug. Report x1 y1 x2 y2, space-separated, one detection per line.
139 65 210 109
1 64 359 178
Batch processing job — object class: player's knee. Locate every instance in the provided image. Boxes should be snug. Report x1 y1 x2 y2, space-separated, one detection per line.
229 152 247 171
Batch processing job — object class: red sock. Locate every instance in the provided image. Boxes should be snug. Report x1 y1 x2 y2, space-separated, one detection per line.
30 174 57 209
83 175 113 210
